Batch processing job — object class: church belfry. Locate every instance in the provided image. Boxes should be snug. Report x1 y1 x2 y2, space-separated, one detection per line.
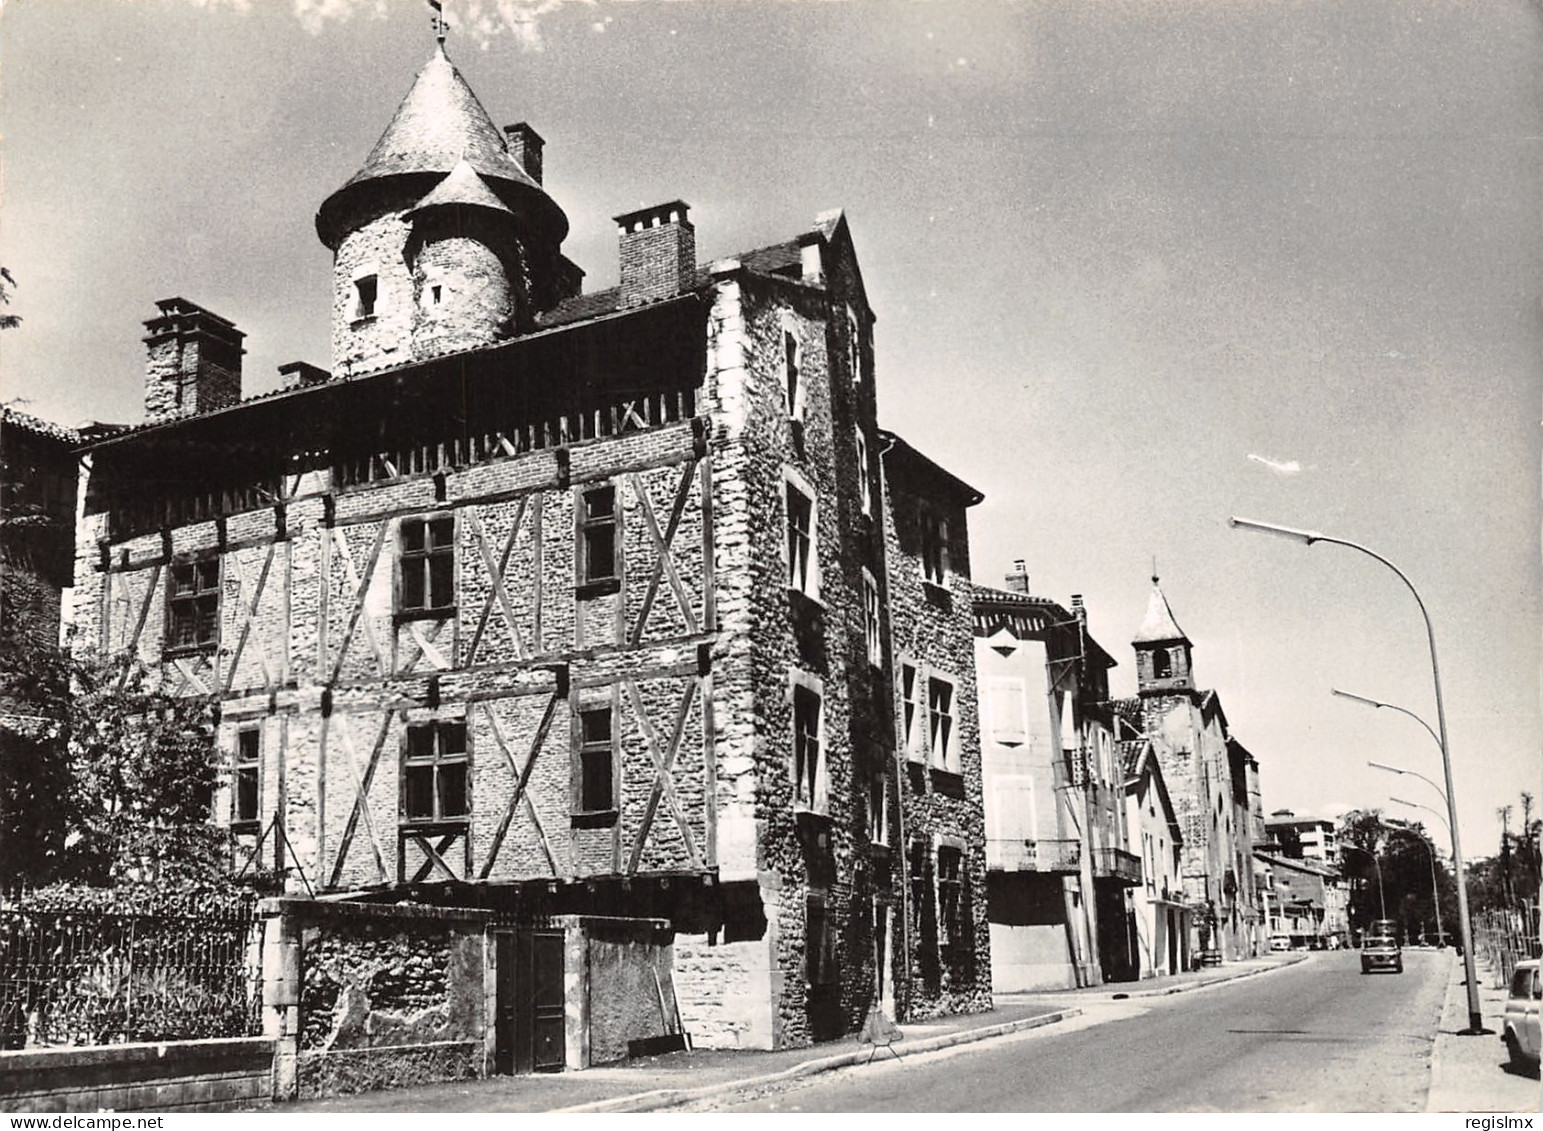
1133 575 1194 695
315 41 577 375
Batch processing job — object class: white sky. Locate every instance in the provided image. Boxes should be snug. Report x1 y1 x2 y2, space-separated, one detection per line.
2 0 1538 854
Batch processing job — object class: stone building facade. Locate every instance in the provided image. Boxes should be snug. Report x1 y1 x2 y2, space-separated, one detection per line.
68 42 990 1055
1119 578 1264 962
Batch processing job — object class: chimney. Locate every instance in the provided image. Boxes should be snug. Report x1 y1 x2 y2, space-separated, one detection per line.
504 122 544 184
278 361 331 390
1004 559 1030 594
798 232 824 285
614 201 696 308
1070 593 1087 625
142 298 245 422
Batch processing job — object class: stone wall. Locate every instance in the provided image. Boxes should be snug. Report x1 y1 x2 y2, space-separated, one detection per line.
258 898 492 1101
0 1038 274 1113
881 451 993 1022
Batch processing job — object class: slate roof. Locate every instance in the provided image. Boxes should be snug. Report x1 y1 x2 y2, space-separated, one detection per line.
316 44 563 247
409 159 515 217
1133 579 1189 644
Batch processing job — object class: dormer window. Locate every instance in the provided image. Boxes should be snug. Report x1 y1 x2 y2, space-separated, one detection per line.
353 274 378 321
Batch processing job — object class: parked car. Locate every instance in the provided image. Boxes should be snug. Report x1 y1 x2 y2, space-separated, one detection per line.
1360 935 1402 974
1270 933 1292 952
1502 960 1540 1072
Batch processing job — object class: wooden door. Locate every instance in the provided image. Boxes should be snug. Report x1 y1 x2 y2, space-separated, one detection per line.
495 929 567 1074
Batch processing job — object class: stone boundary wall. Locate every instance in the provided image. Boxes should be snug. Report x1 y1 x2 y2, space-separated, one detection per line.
260 897 493 1102
0 1037 274 1113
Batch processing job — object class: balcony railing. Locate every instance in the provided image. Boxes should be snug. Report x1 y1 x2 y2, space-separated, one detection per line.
986 838 1081 874
1097 846 1144 886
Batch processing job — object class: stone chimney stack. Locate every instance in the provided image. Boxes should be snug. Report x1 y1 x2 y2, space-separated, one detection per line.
615 201 695 308
142 298 245 422
1004 559 1030 594
504 122 544 184
278 361 331 390
1071 593 1087 625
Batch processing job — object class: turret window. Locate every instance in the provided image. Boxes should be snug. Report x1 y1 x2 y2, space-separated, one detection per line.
1153 648 1173 679
353 274 378 321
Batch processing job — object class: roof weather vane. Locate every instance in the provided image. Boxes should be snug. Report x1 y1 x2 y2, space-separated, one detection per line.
430 0 448 46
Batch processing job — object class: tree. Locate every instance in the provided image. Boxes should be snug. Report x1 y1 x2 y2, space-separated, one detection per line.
0 268 18 330
0 631 225 888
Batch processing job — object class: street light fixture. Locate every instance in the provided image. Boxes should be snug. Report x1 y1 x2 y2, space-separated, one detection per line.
1385 817 1447 948
1391 795 1451 838
1366 757 1448 809
1230 516 1481 1032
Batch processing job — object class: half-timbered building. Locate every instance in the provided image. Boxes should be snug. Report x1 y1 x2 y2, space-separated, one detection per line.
69 40 991 1056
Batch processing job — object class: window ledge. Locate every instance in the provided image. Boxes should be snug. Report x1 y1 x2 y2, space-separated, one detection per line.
921 579 953 610
162 643 217 661
229 820 261 836
350 314 378 327
399 818 469 833
394 606 457 624
575 577 621 601
930 767 966 798
787 585 825 612
571 809 619 830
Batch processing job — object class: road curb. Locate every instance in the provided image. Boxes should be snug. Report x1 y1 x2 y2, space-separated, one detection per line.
1117 953 1310 999
556 1007 1083 1113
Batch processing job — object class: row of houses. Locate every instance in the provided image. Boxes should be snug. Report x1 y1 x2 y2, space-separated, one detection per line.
2 39 1279 1067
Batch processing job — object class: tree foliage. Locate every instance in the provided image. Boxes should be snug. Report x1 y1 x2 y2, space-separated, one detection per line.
1336 808 1459 942
0 268 19 331
0 627 226 888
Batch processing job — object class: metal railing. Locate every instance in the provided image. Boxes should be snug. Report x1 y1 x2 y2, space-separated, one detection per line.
0 897 261 1049
986 838 1082 874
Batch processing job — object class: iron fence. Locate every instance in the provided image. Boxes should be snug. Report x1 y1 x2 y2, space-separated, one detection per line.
0 896 262 1049
1474 901 1541 991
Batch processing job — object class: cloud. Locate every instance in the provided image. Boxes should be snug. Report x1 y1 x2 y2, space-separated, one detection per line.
1247 452 1305 477
285 0 595 50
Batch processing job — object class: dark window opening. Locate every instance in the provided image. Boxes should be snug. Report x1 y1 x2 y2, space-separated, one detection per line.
168 559 220 651
1153 648 1173 679
921 509 949 586
576 707 615 815
578 484 618 586
784 331 800 417
793 684 823 812
400 516 455 613
787 483 814 594
354 275 378 320
403 721 468 823
234 728 259 826
938 845 965 949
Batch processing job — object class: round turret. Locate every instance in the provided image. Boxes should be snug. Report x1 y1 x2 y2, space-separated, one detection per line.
316 44 567 374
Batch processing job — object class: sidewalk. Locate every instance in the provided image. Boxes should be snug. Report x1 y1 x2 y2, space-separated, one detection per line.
287 952 1303 1113
994 951 1309 1009
1426 952 1540 1113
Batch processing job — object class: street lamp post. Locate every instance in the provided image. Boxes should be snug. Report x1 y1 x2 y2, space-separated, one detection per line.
1387 818 1447 949
1343 842 1386 920
1230 517 1482 1032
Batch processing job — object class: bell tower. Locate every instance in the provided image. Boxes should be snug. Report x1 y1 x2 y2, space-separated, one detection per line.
1133 575 1194 696
315 39 573 376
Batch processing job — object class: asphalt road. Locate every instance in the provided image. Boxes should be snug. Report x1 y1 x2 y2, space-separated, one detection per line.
691 950 1451 1112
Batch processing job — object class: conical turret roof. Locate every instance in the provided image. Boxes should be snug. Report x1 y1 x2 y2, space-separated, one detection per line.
316 44 564 248
1133 578 1190 645
409 158 515 217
